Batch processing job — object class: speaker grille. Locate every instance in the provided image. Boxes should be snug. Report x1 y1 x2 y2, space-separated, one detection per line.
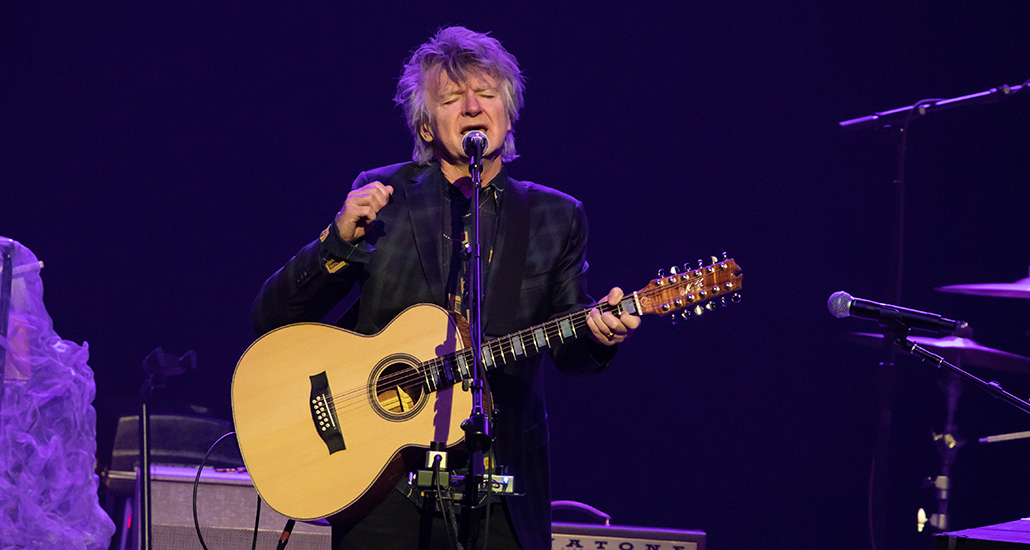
126 466 330 550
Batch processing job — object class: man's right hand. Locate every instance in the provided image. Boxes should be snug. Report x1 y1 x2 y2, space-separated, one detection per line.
335 181 394 243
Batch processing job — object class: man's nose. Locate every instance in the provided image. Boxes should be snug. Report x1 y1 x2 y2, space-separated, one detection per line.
462 91 482 115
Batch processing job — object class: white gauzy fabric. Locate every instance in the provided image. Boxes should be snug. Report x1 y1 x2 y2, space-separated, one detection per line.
0 238 115 550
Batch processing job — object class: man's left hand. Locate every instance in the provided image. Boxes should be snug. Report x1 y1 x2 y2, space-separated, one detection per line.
586 287 641 346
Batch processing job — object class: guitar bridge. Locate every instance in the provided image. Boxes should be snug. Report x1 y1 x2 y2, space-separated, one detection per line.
310 371 345 454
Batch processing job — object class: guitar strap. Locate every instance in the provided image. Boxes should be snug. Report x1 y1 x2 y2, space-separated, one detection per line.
484 178 530 337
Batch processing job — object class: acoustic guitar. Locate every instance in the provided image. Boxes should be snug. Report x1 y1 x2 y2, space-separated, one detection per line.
231 257 743 524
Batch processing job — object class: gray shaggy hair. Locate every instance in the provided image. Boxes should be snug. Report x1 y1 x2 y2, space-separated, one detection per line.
394 26 525 165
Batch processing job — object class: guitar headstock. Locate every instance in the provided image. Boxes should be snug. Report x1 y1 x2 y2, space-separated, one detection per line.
634 255 743 319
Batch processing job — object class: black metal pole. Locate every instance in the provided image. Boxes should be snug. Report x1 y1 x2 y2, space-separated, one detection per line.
839 80 1027 132
0 242 13 416
139 377 155 550
136 348 193 550
460 139 492 550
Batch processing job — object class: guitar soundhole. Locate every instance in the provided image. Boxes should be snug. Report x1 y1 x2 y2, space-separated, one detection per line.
369 354 427 421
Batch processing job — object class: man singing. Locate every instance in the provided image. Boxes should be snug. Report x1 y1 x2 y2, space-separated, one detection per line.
252 26 639 550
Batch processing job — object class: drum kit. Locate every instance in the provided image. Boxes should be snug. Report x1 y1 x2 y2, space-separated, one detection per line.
848 271 1030 533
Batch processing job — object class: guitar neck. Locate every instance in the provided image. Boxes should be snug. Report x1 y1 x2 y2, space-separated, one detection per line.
421 297 636 392
419 256 742 392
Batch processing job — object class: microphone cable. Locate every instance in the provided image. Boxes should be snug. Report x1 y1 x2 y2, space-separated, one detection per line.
191 431 262 550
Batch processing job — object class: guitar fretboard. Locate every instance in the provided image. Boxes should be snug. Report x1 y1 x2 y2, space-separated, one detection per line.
420 296 638 391
416 257 742 392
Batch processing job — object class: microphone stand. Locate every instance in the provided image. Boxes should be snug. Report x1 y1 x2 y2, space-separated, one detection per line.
888 332 1030 417
839 77 1028 549
459 141 493 550
879 314 1030 532
838 79 1028 132
137 348 195 550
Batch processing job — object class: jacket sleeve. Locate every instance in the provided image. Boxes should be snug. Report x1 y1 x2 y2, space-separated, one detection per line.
546 199 617 375
251 173 377 335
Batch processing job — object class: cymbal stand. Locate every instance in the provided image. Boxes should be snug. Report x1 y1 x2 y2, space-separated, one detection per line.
920 371 966 532
882 323 1030 534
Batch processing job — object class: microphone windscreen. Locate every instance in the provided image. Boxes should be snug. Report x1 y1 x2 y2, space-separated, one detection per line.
461 130 489 157
827 291 853 318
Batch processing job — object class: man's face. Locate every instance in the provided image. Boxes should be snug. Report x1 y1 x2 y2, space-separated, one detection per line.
419 65 510 165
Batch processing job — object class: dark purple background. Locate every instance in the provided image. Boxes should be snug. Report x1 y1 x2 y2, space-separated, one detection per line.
4 2 1030 548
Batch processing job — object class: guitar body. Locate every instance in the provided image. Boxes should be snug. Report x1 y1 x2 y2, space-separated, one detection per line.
231 303 471 524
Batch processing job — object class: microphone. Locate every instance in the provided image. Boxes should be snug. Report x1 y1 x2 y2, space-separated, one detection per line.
827 291 963 334
461 130 489 160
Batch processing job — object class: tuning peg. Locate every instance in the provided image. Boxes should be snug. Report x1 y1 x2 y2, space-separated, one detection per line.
705 302 716 312
657 268 665 278
696 259 703 269
710 256 718 265
731 292 742 303
722 252 728 261
669 265 679 275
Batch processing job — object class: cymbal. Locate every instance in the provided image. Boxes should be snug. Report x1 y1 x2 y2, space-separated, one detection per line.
848 332 1030 373
936 277 1030 299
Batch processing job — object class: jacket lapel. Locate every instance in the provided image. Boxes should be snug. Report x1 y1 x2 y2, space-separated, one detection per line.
404 166 447 305
484 176 529 336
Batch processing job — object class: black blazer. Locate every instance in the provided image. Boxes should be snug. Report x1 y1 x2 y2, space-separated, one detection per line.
252 161 613 550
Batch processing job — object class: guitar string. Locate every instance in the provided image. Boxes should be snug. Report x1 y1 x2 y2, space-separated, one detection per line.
320 269 733 417
326 270 730 417
321 297 624 419
354 300 614 393
325 307 604 417
325 268 735 417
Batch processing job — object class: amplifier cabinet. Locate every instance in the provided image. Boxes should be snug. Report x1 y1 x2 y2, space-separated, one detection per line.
125 465 331 550
552 522 706 550
125 467 704 550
